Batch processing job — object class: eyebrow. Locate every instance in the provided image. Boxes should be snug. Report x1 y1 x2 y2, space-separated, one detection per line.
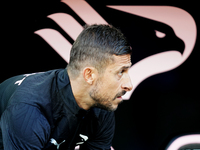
121 66 130 70
112 62 132 73
119 64 132 71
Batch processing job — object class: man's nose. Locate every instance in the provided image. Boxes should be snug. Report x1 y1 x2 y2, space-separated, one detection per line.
121 74 133 92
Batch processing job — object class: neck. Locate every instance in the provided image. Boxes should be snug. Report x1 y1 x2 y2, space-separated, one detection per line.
67 69 94 110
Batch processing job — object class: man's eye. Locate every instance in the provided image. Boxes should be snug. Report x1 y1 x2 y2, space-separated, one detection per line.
118 70 124 76
118 72 122 76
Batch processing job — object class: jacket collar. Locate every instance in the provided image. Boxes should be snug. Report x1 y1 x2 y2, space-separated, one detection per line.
58 69 89 118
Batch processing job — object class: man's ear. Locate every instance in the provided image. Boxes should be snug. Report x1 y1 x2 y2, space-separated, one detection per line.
83 67 97 85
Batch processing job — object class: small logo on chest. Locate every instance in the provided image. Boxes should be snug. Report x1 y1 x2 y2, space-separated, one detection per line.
76 134 89 145
50 138 66 149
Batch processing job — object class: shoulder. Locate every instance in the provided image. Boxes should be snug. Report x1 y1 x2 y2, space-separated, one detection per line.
1 69 65 113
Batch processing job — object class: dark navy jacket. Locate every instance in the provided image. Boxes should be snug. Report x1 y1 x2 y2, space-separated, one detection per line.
0 69 115 150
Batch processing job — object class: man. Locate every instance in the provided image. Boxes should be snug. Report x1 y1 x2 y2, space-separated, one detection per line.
0 24 133 150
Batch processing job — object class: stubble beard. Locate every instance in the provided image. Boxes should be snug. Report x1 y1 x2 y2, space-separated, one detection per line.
89 80 126 112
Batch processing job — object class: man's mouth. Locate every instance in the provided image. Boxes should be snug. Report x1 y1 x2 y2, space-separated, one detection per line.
115 91 126 100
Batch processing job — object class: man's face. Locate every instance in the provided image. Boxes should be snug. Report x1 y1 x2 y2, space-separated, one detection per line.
90 54 133 111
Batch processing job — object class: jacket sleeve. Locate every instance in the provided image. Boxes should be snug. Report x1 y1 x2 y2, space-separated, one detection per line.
0 102 51 150
80 111 115 150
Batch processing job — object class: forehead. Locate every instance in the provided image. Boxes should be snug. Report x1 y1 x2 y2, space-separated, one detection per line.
107 54 132 70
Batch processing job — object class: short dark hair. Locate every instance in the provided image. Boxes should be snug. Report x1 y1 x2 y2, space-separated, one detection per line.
67 24 131 78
